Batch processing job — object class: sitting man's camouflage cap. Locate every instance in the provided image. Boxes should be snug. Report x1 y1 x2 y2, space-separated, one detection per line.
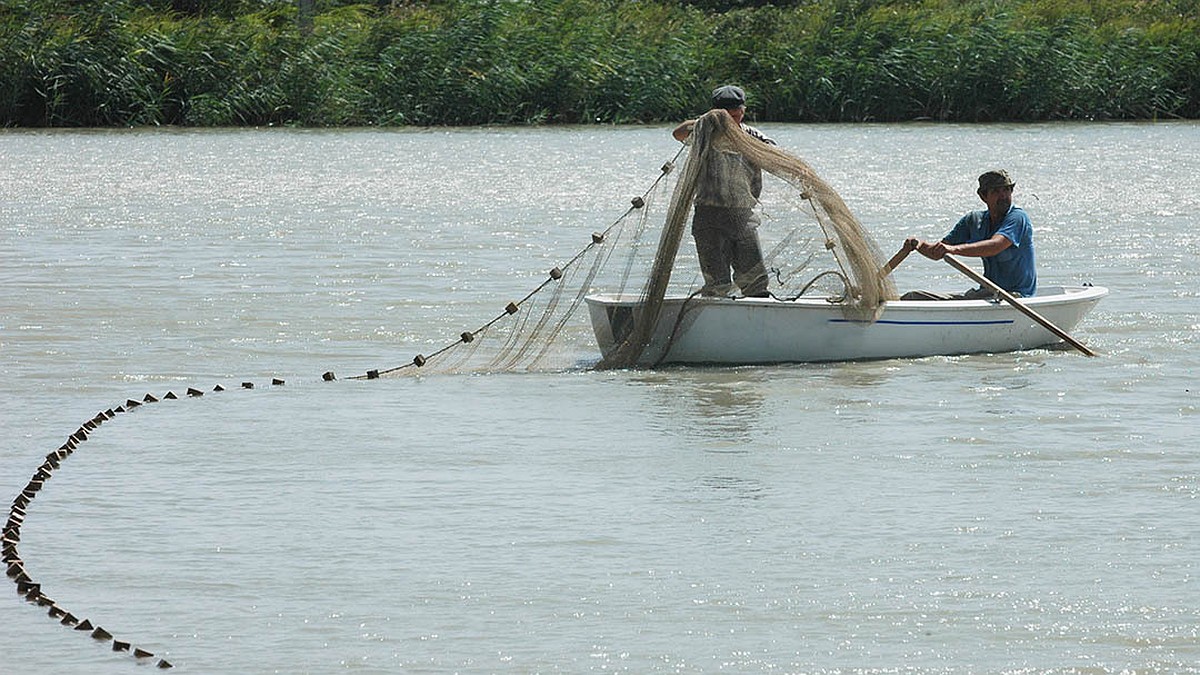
978 169 1016 191
711 85 746 110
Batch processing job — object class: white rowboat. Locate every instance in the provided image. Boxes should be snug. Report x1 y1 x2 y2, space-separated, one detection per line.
585 285 1107 366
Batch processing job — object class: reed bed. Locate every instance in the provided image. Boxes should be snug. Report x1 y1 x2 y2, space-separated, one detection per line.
1 0 1197 126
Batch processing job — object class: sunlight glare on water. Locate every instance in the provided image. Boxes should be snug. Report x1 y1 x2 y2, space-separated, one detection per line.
2 122 1198 673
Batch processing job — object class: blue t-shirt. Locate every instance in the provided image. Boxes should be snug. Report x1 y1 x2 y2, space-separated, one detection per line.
944 205 1037 297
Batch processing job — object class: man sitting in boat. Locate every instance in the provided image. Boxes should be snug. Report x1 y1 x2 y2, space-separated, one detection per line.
673 85 776 298
902 169 1037 300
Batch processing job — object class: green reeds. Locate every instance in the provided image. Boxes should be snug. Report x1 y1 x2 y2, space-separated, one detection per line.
1 0 1197 127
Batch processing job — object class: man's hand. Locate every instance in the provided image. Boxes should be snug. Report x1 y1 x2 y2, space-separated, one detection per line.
907 237 952 261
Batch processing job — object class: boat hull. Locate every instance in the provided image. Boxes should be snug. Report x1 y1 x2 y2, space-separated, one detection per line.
585 285 1108 366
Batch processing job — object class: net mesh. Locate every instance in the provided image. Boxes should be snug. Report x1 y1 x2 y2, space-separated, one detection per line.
366 110 895 377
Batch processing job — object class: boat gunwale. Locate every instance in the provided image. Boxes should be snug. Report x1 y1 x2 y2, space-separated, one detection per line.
584 285 1109 312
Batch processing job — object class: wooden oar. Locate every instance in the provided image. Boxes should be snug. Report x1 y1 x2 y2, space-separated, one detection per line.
878 240 916 278
942 253 1097 357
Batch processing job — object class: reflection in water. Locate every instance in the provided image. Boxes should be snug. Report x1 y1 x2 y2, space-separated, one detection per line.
627 368 776 503
823 360 900 388
632 367 769 445
698 475 768 500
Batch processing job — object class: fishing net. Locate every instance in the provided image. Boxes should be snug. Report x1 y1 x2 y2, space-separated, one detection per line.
365 109 895 377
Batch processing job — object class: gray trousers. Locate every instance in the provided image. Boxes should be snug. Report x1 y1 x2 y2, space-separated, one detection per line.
692 205 769 297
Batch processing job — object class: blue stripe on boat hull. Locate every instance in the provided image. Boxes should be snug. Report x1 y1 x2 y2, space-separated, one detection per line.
829 319 1015 326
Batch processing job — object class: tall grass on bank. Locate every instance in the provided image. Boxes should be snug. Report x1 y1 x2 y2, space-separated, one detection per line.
1 0 1198 127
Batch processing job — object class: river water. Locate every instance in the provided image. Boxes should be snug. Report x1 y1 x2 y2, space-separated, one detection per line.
2 122 1198 674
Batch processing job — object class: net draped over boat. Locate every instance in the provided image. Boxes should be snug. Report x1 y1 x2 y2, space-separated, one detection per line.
363 109 896 378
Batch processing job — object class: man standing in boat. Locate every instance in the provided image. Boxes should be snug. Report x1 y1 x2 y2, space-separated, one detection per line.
673 85 776 298
903 169 1037 299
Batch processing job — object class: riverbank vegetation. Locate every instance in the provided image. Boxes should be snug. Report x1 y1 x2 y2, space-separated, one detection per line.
2 0 1198 126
